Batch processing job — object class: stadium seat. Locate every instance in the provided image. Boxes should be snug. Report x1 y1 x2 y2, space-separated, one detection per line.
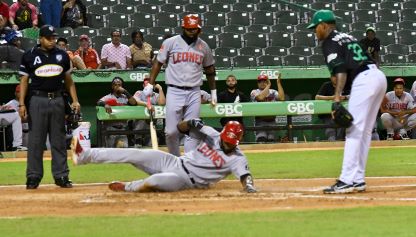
334 1 357 11
87 4 110 15
239 0 261 3
184 3 207 14
193 0 214 4
379 1 402 10
139 4 160 14
398 21 416 31
257 2 280 11
269 32 292 48
131 13 154 28
374 21 397 31
400 9 416 22
56 27 74 38
203 12 226 26
145 34 164 49
356 1 379 11
377 9 399 23
295 23 311 31
214 47 238 58
239 46 263 57
292 31 316 47
214 56 232 68
244 32 268 48
83 0 96 7
227 11 251 26
106 13 130 28
348 30 365 40
264 46 288 56
271 23 295 33
385 44 410 55
166 0 189 4
288 46 313 56
233 56 257 68
120 35 131 45
218 33 243 48
92 36 111 55
20 37 37 51
410 43 416 53
258 55 282 66
215 0 235 3
283 54 307 67
310 2 332 11
160 3 183 14
66 36 80 51
375 30 397 45
208 3 231 13
223 25 246 34
101 27 124 36
333 10 353 23
73 27 99 37
308 54 326 66
382 53 407 64
119 0 140 5
403 1 416 10
143 0 165 4
407 53 416 63
232 2 255 12
202 26 222 35
87 14 105 28
354 10 377 23
148 27 173 36
275 11 298 25
246 25 271 33
199 34 218 49
155 13 179 28
95 0 118 7
397 30 416 45
251 11 275 26
350 21 373 32
111 4 135 14
337 23 350 32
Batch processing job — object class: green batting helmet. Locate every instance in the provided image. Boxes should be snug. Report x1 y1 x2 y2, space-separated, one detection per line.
307 10 336 29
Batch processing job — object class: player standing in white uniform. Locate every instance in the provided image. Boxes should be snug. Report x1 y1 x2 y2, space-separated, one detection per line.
380 78 416 140
307 10 387 194
145 14 217 156
71 120 256 193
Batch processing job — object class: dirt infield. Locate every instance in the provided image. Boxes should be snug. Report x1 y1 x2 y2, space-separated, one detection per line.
1 177 416 217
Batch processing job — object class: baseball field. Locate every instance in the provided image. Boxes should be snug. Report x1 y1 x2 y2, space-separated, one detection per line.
1 141 416 237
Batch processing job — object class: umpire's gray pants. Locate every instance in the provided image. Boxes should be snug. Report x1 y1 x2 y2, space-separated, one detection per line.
27 95 69 179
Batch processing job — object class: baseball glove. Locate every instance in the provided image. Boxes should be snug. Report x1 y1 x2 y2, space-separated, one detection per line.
332 102 354 128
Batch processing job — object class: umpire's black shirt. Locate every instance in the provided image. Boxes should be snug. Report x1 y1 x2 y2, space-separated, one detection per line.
19 45 71 92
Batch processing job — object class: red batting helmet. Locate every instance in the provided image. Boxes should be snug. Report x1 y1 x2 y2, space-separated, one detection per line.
182 14 201 29
220 121 244 146
257 74 268 81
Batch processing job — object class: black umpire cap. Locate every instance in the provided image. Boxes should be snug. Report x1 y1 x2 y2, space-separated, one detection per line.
39 25 58 37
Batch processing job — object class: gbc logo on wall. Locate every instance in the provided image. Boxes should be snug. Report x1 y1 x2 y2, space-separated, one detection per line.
129 72 150 81
287 102 315 115
144 106 166 119
215 104 243 116
259 70 280 79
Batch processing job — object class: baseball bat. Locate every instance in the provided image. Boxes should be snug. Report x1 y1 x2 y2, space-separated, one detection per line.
147 96 159 150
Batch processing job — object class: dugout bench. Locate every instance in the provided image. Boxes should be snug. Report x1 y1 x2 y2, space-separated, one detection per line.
96 101 345 147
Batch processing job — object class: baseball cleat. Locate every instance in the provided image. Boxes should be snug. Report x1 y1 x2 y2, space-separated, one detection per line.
399 133 410 140
70 136 83 165
386 134 394 141
109 181 126 192
353 182 367 192
323 180 354 194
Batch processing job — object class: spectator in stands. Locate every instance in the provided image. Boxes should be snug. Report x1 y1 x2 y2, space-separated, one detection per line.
218 75 249 127
101 30 132 70
315 76 349 141
250 74 285 143
130 30 153 68
133 77 165 146
74 34 101 69
0 29 24 70
0 0 9 21
97 77 137 147
4 85 28 146
56 37 86 70
380 78 416 140
360 27 380 67
9 0 38 31
39 0 61 28
61 0 87 29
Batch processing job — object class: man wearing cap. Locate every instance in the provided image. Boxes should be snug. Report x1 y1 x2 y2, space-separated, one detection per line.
380 78 416 140
250 73 285 143
74 34 101 69
360 27 381 66
18 25 81 189
147 14 217 156
0 29 24 70
307 10 387 194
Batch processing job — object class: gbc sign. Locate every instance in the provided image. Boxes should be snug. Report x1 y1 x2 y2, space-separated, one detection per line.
129 72 150 82
144 106 166 119
287 102 314 115
215 104 243 117
259 70 280 79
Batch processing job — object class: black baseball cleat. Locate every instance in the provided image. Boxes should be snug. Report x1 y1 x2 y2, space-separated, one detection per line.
26 177 41 189
353 182 367 192
323 180 354 194
54 176 73 188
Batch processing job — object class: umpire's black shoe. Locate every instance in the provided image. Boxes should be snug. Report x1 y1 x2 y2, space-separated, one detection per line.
323 180 354 194
26 177 41 189
54 176 73 188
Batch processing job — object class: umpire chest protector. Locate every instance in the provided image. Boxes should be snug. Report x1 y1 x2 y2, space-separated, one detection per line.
20 46 71 92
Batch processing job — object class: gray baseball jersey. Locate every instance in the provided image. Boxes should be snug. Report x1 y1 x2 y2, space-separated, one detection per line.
384 91 415 113
133 90 159 104
157 35 215 87
250 89 279 102
411 81 416 101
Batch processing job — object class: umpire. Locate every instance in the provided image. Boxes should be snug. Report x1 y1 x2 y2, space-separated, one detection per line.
18 25 81 189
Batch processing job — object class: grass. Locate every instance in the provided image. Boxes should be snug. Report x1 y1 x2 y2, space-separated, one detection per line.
0 206 415 237
1 147 415 185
